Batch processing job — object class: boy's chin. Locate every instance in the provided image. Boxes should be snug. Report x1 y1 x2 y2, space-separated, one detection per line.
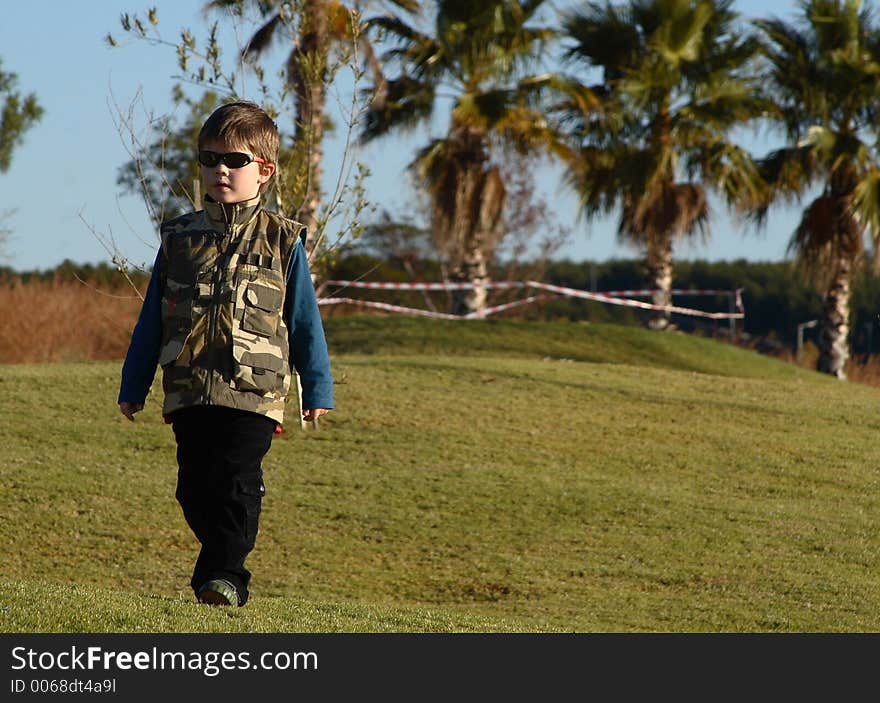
209 189 239 203
205 187 262 205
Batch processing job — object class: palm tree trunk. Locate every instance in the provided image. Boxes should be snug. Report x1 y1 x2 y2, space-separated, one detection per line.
451 247 489 316
817 257 851 379
433 129 504 316
290 0 329 254
646 235 673 330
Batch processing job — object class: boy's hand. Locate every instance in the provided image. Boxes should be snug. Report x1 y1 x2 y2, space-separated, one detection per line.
119 402 144 422
302 408 330 422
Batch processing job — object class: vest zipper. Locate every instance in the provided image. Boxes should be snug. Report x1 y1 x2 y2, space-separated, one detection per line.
205 218 233 405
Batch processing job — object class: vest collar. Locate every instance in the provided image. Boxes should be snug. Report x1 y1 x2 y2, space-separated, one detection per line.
203 194 263 231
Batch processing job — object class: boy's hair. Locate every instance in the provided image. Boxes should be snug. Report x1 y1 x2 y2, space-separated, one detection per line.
198 101 280 167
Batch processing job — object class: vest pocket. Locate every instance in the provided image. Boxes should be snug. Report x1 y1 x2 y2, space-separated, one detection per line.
158 319 192 366
231 277 287 394
159 279 193 366
231 334 286 393
240 281 282 337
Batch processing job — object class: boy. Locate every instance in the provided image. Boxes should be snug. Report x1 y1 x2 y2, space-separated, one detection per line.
118 101 333 607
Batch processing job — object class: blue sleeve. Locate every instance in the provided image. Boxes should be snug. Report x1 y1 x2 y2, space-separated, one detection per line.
118 250 163 404
287 241 334 409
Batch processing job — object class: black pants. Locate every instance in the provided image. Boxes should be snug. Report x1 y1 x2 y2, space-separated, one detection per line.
171 406 277 606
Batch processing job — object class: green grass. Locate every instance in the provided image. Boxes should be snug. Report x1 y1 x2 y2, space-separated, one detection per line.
3 316 880 632
0 579 524 633
323 315 801 379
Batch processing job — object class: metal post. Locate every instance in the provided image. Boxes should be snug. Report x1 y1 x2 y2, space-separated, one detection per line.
797 320 818 361
728 291 735 338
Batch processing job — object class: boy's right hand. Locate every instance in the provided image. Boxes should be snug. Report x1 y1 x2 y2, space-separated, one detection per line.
119 402 144 422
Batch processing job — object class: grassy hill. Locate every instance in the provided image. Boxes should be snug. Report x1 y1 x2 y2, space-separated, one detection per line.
3 316 880 632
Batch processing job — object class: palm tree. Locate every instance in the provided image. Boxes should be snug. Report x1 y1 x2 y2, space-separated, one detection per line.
559 0 764 329
205 0 418 253
360 0 564 315
752 0 880 379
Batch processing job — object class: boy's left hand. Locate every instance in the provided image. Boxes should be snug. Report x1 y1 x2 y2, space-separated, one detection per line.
302 408 330 422
119 402 144 421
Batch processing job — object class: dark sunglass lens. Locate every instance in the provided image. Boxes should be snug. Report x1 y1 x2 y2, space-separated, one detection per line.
222 153 253 169
198 150 220 167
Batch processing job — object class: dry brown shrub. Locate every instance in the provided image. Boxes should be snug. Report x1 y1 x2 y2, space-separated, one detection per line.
768 339 880 389
0 278 143 364
843 354 880 388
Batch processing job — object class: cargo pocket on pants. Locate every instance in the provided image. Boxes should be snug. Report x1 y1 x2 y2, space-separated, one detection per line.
236 474 265 542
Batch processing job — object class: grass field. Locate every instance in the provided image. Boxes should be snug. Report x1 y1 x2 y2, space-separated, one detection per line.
3 316 880 632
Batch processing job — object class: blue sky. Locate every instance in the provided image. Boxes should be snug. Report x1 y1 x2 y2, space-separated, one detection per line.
1 0 805 272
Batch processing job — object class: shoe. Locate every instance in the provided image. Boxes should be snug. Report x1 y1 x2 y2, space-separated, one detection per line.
197 579 239 606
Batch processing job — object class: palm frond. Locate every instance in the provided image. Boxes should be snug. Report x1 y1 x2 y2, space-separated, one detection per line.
410 137 451 189
755 17 822 134
652 0 713 66
694 141 763 212
361 76 435 142
748 145 819 225
241 12 282 57
565 143 641 221
853 166 880 242
788 190 863 285
543 73 605 126
622 181 709 244
676 77 769 134
366 14 432 47
561 3 641 79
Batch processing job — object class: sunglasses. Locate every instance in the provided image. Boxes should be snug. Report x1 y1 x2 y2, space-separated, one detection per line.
198 150 269 169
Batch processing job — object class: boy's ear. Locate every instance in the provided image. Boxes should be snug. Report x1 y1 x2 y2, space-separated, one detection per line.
259 162 276 183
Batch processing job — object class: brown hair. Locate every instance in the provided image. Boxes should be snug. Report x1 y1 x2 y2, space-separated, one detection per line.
198 101 280 188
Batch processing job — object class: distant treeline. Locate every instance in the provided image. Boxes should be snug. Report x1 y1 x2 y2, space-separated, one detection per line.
8 256 880 355
0 261 147 288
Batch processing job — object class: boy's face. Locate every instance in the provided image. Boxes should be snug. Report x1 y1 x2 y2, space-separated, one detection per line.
199 140 275 205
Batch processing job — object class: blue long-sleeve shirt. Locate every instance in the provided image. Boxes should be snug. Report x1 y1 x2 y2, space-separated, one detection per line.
118 239 334 411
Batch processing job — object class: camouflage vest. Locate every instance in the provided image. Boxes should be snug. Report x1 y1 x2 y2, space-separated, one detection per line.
157 195 305 423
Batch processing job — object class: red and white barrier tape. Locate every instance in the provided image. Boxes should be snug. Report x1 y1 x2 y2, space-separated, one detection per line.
525 282 742 320
318 297 465 320
597 288 738 297
321 280 737 297
317 295 551 320
317 280 744 320
468 294 551 319
320 280 525 291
